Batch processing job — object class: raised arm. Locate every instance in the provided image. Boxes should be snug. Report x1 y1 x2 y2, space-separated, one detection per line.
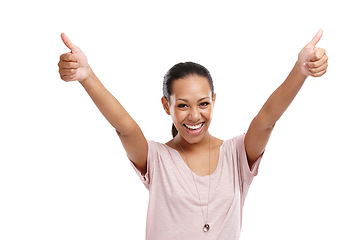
244 29 328 168
58 33 148 175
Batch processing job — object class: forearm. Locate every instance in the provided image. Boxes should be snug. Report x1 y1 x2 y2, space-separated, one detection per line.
245 29 328 163
257 62 307 128
80 68 137 135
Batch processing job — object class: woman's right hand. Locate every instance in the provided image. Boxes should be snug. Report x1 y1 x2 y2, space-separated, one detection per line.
58 33 90 82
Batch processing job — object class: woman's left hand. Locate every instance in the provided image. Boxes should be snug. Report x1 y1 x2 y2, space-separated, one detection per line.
297 29 329 78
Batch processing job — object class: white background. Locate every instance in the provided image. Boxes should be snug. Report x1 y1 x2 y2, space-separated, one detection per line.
0 0 359 239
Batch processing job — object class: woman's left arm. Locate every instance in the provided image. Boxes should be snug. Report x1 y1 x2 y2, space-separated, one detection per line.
244 29 328 168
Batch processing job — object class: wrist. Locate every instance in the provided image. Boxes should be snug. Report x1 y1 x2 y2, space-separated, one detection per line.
79 67 94 85
294 60 309 80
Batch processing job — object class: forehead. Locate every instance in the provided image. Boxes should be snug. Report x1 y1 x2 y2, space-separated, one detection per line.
171 75 212 98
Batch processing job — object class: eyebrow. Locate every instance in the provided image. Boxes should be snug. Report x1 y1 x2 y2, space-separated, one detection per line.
175 97 210 102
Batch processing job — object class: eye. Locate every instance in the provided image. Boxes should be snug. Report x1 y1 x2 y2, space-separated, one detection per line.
177 104 188 108
200 102 210 108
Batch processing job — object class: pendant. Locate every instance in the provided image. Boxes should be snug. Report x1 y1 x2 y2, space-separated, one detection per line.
203 224 210 232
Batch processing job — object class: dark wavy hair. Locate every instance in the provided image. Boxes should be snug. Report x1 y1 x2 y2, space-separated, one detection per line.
163 62 214 137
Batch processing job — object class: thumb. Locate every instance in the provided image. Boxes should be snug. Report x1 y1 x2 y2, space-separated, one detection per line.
305 28 323 49
61 33 80 53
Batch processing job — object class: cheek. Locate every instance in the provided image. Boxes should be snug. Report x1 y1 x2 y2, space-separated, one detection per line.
170 108 185 124
203 108 213 119
170 107 214 124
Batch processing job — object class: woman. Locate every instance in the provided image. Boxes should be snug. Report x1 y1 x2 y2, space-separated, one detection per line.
58 30 328 239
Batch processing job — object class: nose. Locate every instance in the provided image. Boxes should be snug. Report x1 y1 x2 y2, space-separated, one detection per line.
188 107 201 122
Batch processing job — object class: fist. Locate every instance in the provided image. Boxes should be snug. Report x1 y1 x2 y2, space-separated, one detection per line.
58 33 90 82
297 29 328 77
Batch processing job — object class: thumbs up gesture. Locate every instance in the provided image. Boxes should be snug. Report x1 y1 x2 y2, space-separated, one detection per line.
58 33 90 82
297 29 328 77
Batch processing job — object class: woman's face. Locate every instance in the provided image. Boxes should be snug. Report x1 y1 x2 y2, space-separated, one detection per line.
162 74 216 144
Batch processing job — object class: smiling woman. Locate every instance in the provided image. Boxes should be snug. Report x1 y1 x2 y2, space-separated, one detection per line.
162 62 215 139
162 75 215 144
58 29 328 240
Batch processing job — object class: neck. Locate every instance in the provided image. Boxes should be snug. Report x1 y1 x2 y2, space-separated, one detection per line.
175 132 211 152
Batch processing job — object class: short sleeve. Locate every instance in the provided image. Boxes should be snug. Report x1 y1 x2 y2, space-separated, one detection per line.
129 140 157 190
232 134 263 193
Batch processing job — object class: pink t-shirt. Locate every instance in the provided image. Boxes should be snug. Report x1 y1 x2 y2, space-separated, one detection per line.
130 134 262 240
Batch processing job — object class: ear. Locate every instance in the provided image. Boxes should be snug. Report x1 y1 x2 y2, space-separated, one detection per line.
161 96 171 115
212 93 217 106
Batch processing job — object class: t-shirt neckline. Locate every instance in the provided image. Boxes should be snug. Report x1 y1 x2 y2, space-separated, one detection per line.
164 141 225 178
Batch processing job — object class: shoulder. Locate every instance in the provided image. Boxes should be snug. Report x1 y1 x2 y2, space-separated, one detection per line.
148 140 168 152
147 139 180 160
210 135 224 150
165 138 176 149
222 133 246 148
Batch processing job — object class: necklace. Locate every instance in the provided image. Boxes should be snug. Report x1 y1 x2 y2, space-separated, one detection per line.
177 136 211 232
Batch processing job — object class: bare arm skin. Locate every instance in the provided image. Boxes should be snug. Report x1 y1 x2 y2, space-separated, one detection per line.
58 33 148 175
244 29 329 168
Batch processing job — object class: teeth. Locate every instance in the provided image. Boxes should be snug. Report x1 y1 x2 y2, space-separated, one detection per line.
185 123 203 130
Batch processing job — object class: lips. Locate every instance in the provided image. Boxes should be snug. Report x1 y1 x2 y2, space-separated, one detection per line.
184 122 204 130
183 122 205 135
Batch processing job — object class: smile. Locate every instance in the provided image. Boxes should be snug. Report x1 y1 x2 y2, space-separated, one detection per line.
184 122 204 130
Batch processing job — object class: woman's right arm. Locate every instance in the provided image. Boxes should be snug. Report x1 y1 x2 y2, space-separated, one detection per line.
58 33 148 175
